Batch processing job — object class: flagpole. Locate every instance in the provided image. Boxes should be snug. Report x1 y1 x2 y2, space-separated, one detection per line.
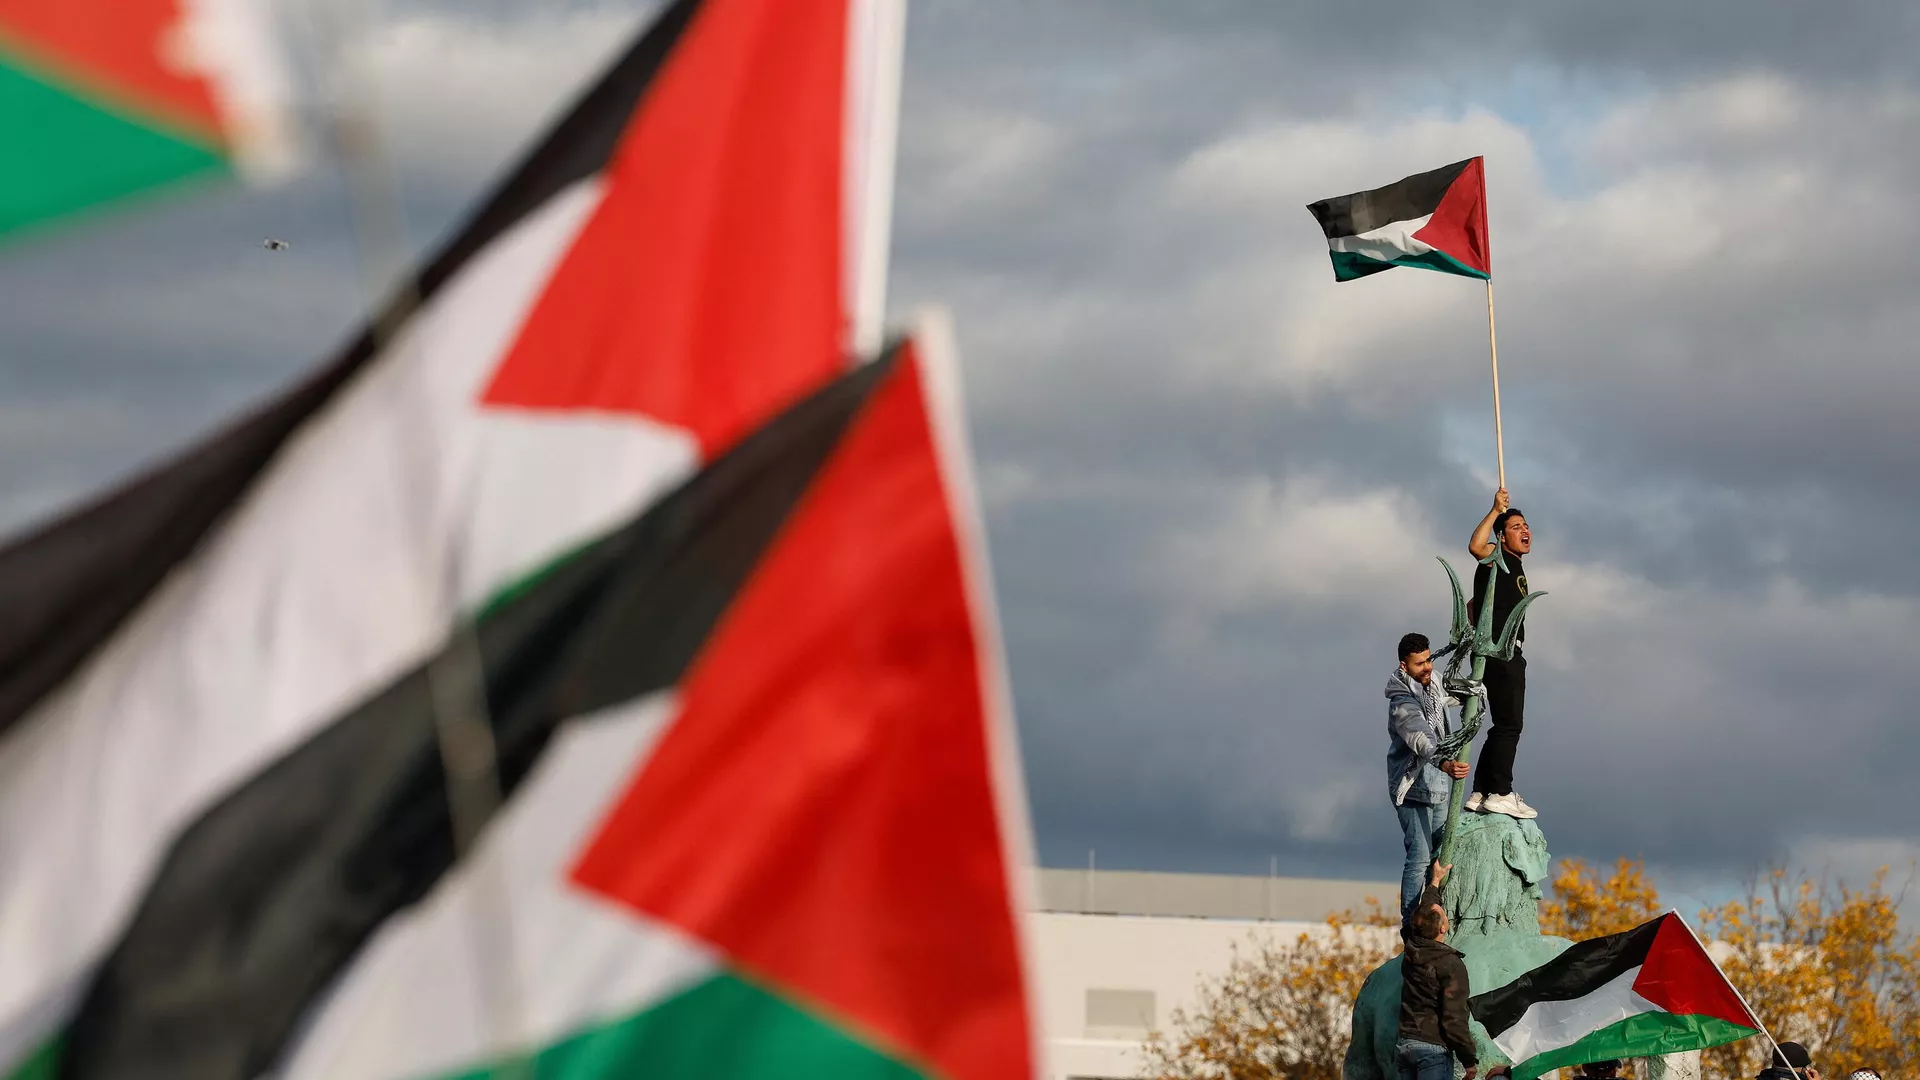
1671 909 1793 1074
849 0 906 360
307 2 530 1073
1486 278 1506 490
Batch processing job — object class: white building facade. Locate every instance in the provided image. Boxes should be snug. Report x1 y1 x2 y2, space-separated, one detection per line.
1025 867 1396 1080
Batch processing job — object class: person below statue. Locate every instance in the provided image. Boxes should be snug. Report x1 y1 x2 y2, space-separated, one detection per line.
1466 487 1535 820
1386 632 1469 918
1397 862 1509 1080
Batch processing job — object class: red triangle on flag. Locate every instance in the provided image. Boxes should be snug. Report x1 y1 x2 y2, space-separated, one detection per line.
1632 914 1760 1031
1411 156 1490 276
479 0 851 460
570 340 1034 1080
0 0 225 140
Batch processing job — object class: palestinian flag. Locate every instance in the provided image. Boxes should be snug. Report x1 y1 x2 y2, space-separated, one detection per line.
56 333 1033 1080
0 0 1012 1076
1470 912 1763 1080
1306 157 1490 281
0 0 296 240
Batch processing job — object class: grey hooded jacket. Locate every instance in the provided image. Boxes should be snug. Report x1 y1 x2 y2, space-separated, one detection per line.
1386 668 1454 806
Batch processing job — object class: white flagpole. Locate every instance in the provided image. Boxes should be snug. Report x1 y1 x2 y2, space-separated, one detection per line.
305 0 528 1071
848 0 907 360
1486 278 1506 490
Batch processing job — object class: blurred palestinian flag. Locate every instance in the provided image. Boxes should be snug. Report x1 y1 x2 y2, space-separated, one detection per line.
0 1 1044 1077
0 0 295 240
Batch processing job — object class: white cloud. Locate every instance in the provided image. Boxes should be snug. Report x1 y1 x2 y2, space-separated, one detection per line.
1156 475 1444 617
901 106 1065 222
360 8 651 179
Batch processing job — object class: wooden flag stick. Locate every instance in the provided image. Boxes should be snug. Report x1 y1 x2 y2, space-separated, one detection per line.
1485 278 1507 490
312 2 530 1069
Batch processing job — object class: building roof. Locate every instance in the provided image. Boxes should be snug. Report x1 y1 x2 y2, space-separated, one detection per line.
1031 866 1395 922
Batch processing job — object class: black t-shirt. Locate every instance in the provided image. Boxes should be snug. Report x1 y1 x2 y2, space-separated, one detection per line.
1471 550 1528 645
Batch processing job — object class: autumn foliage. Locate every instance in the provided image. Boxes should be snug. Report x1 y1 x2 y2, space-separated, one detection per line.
1539 857 1663 939
1138 901 1398 1080
1140 861 1919 1080
1698 868 1920 1080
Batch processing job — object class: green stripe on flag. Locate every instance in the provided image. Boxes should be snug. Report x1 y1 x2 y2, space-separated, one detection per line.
433 973 930 1080
1330 248 1490 282
0 58 227 239
1513 1012 1760 1080
3 1036 60 1080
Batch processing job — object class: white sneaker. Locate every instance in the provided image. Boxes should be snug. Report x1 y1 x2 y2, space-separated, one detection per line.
1512 793 1540 818
1480 793 1537 819
1465 792 1485 812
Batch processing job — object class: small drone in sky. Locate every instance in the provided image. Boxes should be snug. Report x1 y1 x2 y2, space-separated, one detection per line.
262 238 290 252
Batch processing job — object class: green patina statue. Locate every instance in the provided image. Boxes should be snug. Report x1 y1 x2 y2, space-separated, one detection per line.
1344 813 1573 1080
1342 553 1561 1080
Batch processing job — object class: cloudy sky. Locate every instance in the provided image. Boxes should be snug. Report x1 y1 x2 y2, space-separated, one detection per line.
3 0 1917 910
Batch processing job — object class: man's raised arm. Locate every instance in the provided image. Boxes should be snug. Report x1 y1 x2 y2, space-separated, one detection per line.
1468 487 1510 559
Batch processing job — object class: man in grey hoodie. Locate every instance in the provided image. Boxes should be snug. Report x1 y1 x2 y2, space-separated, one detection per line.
1387 632 1471 919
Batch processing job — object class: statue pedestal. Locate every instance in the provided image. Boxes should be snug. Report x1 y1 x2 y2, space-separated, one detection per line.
1441 812 1568 1001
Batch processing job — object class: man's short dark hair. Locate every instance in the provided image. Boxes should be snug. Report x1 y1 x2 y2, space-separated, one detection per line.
1411 899 1445 939
1493 508 1526 536
1397 633 1430 662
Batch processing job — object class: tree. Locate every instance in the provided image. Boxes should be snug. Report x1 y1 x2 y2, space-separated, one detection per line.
1700 868 1920 1080
1539 857 1663 939
1139 902 1398 1080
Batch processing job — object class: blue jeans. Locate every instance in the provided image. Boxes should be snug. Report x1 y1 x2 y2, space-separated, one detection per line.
1396 1038 1452 1080
1397 800 1443 918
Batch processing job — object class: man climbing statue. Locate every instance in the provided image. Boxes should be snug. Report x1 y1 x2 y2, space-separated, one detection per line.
1397 862 1510 1080
1466 487 1535 819
1387 633 1470 918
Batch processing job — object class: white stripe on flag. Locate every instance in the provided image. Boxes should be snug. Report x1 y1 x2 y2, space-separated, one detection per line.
1328 214 1434 262
280 693 718 1079
179 0 300 179
0 178 700 1072
1493 965 1662 1066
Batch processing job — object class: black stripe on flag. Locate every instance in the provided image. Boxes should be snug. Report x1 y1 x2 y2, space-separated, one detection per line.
57 348 899 1080
1306 158 1474 240
1469 916 1666 1038
0 0 708 743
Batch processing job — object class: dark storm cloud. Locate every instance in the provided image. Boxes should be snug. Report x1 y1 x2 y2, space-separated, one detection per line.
909 0 1920 92
885 1 1920 889
0 0 1914 896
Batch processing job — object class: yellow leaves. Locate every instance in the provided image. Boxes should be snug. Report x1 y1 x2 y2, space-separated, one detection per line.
1139 907 1399 1080
1539 857 1663 940
1698 866 1920 1080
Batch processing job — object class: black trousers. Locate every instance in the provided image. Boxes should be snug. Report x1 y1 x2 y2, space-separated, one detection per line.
1473 652 1526 796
